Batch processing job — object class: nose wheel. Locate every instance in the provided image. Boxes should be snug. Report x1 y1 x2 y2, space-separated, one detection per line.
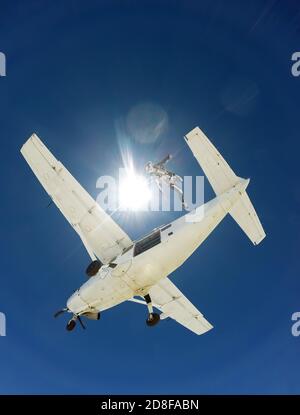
66 318 76 331
65 315 86 331
144 294 160 327
54 308 87 332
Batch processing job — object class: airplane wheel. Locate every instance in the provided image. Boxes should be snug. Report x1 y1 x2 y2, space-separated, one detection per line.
86 260 102 277
146 313 160 327
66 319 76 331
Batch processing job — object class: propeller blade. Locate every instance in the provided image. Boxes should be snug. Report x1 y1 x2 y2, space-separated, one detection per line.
54 309 67 318
77 316 86 330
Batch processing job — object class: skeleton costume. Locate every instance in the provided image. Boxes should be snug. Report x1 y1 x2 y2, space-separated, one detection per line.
145 154 188 210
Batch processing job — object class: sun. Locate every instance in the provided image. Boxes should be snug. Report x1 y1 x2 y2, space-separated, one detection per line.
119 167 152 211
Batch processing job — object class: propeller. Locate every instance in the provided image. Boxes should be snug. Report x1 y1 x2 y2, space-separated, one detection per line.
54 308 86 331
77 315 86 330
54 308 67 318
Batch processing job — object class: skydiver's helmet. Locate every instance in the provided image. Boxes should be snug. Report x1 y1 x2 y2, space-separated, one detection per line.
145 161 154 174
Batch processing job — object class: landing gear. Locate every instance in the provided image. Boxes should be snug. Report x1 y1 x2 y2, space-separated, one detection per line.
65 315 86 331
54 306 86 331
146 312 160 326
144 294 160 327
86 259 102 277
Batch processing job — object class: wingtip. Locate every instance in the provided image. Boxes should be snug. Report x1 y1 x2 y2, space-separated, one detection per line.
253 231 267 245
20 133 40 154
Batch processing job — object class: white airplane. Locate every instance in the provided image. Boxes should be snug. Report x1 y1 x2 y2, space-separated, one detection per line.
21 127 266 335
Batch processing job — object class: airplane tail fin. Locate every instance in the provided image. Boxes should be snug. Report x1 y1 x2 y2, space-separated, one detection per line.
184 127 266 245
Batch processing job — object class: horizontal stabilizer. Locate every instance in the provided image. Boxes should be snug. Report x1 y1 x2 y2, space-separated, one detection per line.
185 127 239 195
185 127 266 245
229 191 266 245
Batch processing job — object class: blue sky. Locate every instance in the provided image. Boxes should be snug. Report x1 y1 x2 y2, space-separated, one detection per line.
1 0 300 394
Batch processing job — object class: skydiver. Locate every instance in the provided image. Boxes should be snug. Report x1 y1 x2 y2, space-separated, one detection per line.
145 154 188 210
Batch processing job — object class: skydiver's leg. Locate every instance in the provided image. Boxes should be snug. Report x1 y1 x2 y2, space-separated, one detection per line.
174 174 183 183
155 177 163 194
171 183 188 211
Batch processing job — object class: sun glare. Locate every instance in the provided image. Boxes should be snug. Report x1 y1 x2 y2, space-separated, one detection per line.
119 168 151 211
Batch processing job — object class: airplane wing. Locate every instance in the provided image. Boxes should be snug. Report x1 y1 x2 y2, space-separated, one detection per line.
21 134 133 264
149 277 213 335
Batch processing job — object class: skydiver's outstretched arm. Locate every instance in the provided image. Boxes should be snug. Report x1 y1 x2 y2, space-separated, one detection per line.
155 177 163 193
155 154 172 168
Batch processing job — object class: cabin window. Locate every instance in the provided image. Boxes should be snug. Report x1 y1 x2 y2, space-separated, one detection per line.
134 230 161 257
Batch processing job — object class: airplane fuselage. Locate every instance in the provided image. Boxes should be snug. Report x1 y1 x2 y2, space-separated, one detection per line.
67 179 248 316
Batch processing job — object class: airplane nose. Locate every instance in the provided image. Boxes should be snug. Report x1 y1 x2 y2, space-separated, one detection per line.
67 290 88 314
